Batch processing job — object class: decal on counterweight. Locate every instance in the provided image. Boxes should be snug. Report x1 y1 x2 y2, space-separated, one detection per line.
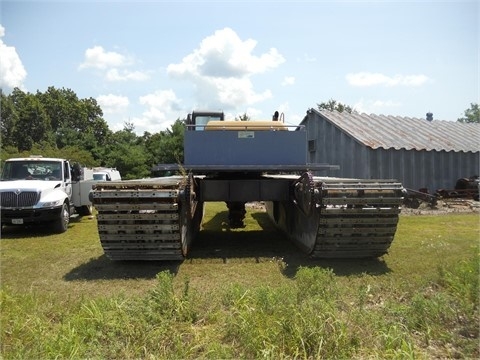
238 131 254 139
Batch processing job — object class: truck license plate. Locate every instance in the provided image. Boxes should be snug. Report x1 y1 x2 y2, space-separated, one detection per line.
12 219 24 225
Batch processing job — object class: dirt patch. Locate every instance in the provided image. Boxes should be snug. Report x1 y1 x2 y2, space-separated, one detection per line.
246 202 267 211
246 200 480 216
401 199 480 216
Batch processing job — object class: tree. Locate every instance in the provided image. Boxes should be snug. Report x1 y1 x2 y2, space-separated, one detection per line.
144 119 186 173
157 119 185 164
3 87 113 160
12 93 54 151
37 87 80 133
0 144 98 167
0 91 18 148
317 99 353 113
235 113 250 121
98 123 151 179
1 86 191 179
457 103 479 123
39 88 111 151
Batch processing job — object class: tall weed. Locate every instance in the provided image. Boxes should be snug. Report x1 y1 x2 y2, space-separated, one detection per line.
438 254 479 307
224 267 353 359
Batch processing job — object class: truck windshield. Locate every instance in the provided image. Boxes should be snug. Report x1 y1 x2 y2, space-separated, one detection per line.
1 161 62 181
93 173 108 181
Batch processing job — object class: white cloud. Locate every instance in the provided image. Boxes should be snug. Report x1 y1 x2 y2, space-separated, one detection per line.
296 53 317 63
207 77 272 108
167 28 284 109
79 45 150 82
139 89 180 110
97 94 129 114
282 76 295 86
346 72 429 87
134 89 183 131
105 68 150 82
353 98 401 114
168 28 284 78
100 90 184 134
79 46 131 70
0 24 27 89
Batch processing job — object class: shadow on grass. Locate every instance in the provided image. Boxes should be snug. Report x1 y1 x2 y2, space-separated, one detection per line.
64 255 181 281
187 210 392 278
1 218 83 239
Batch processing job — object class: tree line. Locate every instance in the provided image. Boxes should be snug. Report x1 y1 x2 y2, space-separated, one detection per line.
1 87 185 179
1 87 478 179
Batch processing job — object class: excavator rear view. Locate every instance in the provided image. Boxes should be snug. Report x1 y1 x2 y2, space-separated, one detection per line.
90 111 404 260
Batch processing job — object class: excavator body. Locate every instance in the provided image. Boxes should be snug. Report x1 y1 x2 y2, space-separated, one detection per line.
91 111 404 260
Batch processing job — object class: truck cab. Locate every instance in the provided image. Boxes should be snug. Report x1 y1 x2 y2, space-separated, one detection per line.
0 156 96 233
93 168 122 181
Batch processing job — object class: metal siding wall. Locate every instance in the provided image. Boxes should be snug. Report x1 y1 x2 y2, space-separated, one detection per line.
422 150 430 188
355 140 369 179
337 130 346 174
392 149 401 181
367 149 479 191
368 148 377 178
316 116 343 176
305 112 479 190
442 151 451 189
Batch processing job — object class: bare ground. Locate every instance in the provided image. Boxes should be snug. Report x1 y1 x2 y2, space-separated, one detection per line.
400 198 480 216
247 199 480 216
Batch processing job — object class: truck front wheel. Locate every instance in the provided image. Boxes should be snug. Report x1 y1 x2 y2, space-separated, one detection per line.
76 205 93 216
53 202 70 233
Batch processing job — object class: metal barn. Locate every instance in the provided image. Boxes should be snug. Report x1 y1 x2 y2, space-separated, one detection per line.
300 109 480 192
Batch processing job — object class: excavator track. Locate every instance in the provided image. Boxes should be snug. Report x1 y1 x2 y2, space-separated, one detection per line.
266 176 403 258
91 176 201 261
91 173 403 260
312 178 403 258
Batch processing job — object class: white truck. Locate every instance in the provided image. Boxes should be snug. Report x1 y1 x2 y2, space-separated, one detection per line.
0 156 97 233
93 167 122 181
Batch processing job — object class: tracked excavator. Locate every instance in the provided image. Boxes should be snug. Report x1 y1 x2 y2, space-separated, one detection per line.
90 111 404 261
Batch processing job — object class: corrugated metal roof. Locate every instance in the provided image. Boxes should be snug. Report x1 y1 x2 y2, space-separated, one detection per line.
307 109 480 153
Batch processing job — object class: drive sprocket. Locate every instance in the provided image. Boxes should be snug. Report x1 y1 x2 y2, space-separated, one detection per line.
293 172 315 216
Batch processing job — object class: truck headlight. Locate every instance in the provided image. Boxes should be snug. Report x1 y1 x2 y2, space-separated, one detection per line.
42 200 62 207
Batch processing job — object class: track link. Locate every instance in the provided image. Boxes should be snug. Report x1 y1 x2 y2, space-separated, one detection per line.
312 179 403 258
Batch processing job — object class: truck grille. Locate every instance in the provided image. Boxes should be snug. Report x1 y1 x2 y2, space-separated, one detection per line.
0 191 40 208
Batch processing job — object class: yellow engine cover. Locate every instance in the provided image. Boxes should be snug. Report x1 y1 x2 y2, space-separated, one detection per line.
205 120 287 131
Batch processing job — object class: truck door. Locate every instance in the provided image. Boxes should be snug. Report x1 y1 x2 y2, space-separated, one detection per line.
63 161 73 199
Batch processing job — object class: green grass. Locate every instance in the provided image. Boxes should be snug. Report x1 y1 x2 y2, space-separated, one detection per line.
1 203 479 359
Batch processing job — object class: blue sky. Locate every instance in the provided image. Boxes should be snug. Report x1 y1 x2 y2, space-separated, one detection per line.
1 0 478 134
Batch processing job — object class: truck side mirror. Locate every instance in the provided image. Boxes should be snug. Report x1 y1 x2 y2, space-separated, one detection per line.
71 163 82 181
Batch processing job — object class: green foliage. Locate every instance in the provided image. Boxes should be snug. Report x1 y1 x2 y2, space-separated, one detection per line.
1 87 186 179
98 126 151 179
438 255 479 306
457 103 479 123
317 99 353 113
12 93 54 151
0 144 98 167
224 268 353 359
235 112 250 121
0 91 18 147
146 119 185 166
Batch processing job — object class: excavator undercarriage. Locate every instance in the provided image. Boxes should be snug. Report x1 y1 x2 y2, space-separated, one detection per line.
91 173 403 260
